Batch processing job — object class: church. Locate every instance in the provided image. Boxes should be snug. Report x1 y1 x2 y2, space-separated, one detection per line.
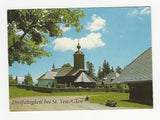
37 42 96 88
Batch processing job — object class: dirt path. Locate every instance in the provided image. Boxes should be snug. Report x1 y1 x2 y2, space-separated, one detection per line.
10 96 138 111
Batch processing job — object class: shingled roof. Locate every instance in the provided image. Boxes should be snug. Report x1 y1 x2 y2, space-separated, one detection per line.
103 72 120 84
52 67 72 77
112 47 152 83
74 72 96 83
38 71 57 80
38 67 72 80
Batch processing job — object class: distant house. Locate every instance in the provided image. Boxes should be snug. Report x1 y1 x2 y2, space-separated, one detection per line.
112 47 152 105
38 42 96 88
101 72 129 92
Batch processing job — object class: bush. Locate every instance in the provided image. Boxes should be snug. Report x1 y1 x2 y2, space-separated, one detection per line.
55 84 65 88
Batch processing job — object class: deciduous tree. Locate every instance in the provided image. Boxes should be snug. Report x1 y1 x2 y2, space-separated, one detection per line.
23 73 33 86
61 63 72 68
8 9 85 66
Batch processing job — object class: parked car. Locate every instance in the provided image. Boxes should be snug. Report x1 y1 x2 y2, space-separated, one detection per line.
105 99 117 107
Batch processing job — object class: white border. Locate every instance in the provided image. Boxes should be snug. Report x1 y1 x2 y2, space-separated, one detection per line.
1 0 160 120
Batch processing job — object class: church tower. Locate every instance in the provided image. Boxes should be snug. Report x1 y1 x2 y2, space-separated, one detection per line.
73 41 85 70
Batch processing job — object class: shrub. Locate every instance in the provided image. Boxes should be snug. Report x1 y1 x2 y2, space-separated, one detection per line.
55 84 65 88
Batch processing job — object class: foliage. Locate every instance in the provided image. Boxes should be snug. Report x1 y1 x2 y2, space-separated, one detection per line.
110 66 114 72
102 60 110 77
55 84 65 88
23 73 33 86
116 66 122 74
97 66 103 80
52 63 55 69
61 63 72 68
86 61 95 79
9 75 18 85
8 9 85 66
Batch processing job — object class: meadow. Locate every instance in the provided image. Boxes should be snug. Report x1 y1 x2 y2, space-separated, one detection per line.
9 86 152 108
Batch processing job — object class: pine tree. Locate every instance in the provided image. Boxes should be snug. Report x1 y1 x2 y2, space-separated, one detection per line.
116 66 122 74
98 66 103 80
102 60 110 77
86 61 95 79
52 63 55 70
111 66 114 72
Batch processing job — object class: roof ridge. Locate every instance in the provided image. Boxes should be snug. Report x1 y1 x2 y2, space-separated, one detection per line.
127 47 152 67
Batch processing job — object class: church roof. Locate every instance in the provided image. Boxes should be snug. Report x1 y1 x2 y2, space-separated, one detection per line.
38 67 72 80
52 67 72 77
112 47 152 84
38 71 57 80
74 72 96 83
66 68 87 76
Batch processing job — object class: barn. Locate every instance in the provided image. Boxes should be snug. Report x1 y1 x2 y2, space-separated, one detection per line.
112 47 152 105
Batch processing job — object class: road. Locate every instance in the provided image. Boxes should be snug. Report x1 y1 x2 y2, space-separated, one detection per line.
10 96 138 111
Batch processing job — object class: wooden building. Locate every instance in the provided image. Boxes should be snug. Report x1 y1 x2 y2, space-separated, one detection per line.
38 42 96 88
112 47 152 105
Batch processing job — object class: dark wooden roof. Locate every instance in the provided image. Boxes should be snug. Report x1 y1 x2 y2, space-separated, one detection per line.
74 72 96 83
52 67 72 77
112 47 152 83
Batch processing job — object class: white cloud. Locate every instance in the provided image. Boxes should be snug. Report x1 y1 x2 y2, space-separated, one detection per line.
52 32 105 52
86 14 106 32
60 25 71 32
128 7 151 16
140 7 151 15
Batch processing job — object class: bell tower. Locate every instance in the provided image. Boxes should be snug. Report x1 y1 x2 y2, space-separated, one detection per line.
73 40 85 70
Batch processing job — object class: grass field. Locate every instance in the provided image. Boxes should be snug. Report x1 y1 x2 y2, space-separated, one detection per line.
9 86 152 108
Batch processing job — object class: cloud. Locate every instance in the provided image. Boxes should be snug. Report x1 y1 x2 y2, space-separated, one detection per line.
128 7 151 16
60 25 71 32
52 32 105 52
86 14 106 32
139 7 151 15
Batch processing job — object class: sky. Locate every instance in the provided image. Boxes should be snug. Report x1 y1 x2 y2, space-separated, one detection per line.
9 7 152 83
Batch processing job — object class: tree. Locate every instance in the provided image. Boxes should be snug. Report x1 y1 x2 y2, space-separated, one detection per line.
8 9 85 66
61 63 72 68
15 76 18 84
9 75 18 85
23 73 33 86
86 61 95 79
97 66 103 80
102 60 110 77
116 66 122 74
110 66 114 72
52 63 55 70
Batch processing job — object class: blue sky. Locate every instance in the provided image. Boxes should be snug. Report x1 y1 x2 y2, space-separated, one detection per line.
9 7 151 83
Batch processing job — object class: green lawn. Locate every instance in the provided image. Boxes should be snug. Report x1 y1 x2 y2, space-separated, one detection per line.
9 86 152 108
89 92 152 108
9 86 106 98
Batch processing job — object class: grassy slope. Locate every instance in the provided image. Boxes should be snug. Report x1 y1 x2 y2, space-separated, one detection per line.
9 86 152 108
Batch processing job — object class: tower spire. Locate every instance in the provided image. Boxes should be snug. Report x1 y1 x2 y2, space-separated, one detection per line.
77 39 81 51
